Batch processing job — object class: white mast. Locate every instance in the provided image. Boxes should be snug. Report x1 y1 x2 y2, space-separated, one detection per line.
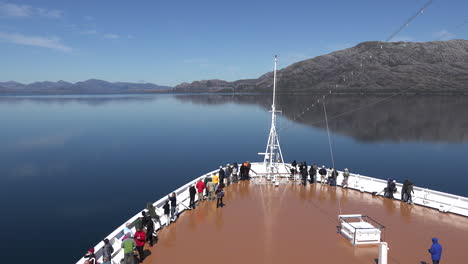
259 55 285 178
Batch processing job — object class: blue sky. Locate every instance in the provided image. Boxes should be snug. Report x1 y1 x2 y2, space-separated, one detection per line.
0 0 467 86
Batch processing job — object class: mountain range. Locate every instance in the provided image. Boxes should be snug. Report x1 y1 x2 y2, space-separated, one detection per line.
174 39 468 94
2 39 468 94
0 79 171 94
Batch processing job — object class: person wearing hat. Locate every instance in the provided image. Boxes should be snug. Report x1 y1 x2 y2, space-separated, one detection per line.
83 248 96 264
103 238 114 263
121 232 136 264
342 168 350 188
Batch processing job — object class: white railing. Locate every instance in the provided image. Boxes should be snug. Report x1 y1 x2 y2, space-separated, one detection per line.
76 168 219 264
77 162 468 264
249 163 468 217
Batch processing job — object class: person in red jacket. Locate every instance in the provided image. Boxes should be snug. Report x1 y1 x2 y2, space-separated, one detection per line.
134 227 146 263
196 178 206 202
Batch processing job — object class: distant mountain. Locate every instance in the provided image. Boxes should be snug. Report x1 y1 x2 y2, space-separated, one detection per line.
173 39 468 94
0 79 171 94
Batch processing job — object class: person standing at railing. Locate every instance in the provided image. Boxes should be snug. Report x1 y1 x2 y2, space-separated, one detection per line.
300 161 308 186
309 164 317 184
207 178 215 201
240 163 246 180
213 173 219 190
218 166 225 187
319 166 327 185
163 200 170 225
405 180 414 204
196 178 205 202
232 163 238 183
121 233 136 264
168 192 177 221
141 211 155 247
342 168 350 188
225 164 232 186
146 202 162 227
102 238 114 263
204 177 210 198
189 184 197 209
134 227 146 262
83 248 96 264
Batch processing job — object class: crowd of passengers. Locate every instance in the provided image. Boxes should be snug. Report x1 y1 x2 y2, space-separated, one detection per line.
289 160 415 203
83 162 252 264
83 160 426 264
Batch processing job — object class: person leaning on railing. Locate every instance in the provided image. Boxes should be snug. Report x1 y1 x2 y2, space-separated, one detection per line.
146 202 162 227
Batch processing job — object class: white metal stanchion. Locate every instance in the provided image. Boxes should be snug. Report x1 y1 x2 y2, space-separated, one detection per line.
378 242 389 264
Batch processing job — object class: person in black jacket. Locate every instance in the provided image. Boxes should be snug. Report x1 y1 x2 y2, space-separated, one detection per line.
163 200 170 225
102 239 114 263
240 164 246 180
218 166 225 186
141 211 155 246
168 192 177 221
318 166 327 185
301 161 308 185
189 185 196 209
309 164 317 184
330 168 338 186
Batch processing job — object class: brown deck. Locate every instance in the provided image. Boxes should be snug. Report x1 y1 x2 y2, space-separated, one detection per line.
144 181 468 264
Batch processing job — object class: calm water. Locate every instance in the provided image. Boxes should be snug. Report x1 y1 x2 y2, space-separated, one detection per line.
1 94 467 263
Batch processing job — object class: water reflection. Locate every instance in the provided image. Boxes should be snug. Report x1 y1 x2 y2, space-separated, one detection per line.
0 94 159 106
175 94 468 142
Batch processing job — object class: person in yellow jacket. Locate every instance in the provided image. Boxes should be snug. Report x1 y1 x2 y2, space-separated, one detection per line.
212 173 219 190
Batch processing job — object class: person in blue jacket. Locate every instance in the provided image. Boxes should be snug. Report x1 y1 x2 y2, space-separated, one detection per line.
428 237 442 264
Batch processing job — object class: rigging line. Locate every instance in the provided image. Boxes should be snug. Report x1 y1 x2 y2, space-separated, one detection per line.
322 100 335 170
308 85 416 126
323 99 342 215
386 0 433 42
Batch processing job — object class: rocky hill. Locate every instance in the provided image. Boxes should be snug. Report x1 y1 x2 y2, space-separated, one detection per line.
173 40 468 93
0 79 171 94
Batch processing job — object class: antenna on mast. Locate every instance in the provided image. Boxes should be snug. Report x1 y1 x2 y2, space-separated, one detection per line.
258 55 285 180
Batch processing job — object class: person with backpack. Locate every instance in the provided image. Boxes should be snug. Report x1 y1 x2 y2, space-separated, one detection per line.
215 185 225 208
102 238 114 263
189 184 197 209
